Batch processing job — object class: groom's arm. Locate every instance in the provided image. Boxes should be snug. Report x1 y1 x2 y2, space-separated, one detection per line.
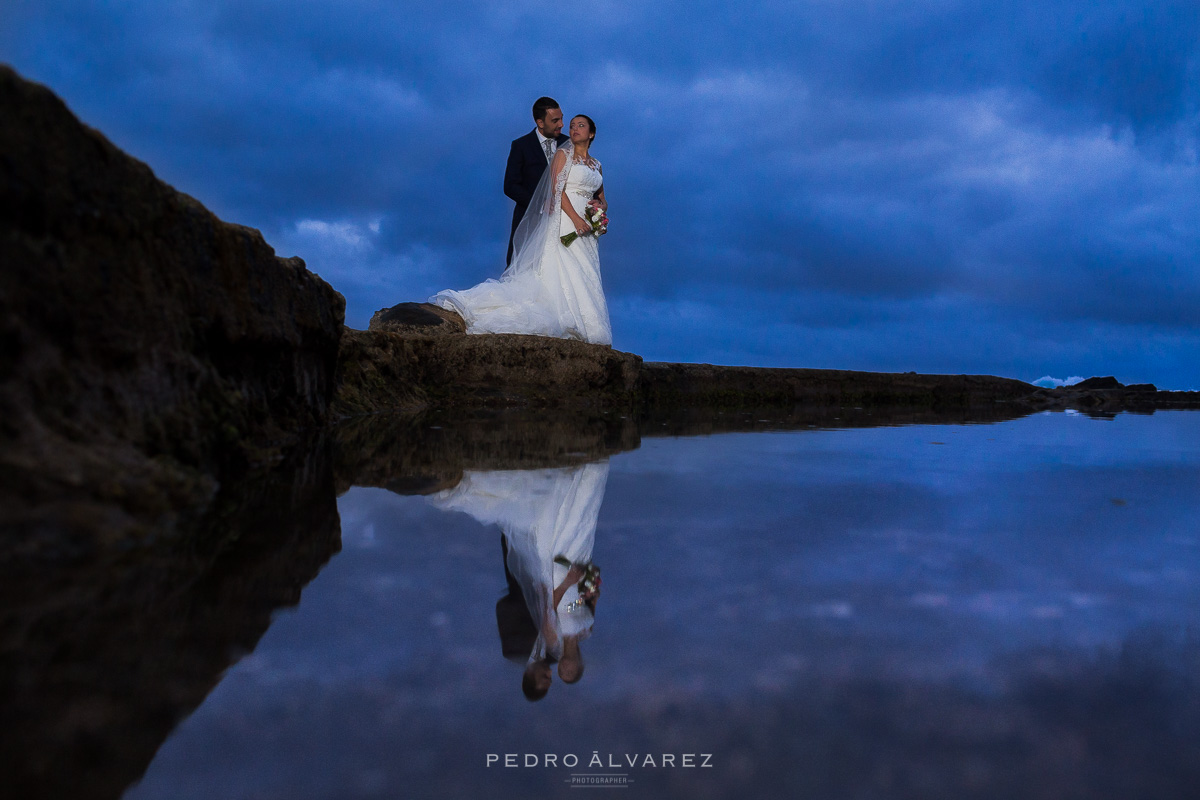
503 139 533 207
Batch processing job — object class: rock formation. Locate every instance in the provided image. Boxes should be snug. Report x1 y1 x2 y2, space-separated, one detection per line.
1 67 348 797
0 65 345 533
0 442 341 800
334 317 641 417
1026 376 1200 414
348 302 1157 421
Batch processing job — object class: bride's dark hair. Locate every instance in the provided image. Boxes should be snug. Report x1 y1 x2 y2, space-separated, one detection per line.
573 114 596 141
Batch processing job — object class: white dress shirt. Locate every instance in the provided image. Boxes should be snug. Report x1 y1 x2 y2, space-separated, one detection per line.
536 130 557 162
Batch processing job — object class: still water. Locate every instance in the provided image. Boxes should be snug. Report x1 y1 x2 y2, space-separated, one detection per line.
126 410 1200 799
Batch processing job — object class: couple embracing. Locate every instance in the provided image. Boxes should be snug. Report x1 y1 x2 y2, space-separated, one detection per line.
433 97 611 345
429 461 609 702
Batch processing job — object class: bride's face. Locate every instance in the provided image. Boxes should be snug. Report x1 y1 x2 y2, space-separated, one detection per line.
569 116 594 146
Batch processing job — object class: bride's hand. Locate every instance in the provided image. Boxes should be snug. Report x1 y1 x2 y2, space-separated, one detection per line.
572 217 591 236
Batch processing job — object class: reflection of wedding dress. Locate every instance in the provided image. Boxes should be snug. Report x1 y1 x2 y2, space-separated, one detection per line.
429 462 609 659
432 155 612 345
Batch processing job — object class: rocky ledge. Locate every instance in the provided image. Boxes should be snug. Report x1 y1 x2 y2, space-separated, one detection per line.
1 65 345 529
333 321 640 417
336 303 1200 419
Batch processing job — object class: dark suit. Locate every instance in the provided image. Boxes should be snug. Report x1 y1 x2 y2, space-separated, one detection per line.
503 129 569 265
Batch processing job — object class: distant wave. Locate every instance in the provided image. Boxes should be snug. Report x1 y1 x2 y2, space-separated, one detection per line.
1032 375 1084 388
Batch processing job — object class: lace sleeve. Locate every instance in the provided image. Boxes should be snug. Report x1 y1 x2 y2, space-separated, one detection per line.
549 142 574 213
504 141 575 279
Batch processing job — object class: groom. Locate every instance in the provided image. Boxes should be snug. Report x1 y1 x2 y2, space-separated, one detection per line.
503 96 569 266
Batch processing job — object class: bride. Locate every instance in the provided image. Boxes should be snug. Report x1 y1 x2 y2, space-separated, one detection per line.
432 115 612 345
428 461 609 700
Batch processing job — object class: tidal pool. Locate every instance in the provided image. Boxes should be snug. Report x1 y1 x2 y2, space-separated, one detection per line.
125 410 1200 799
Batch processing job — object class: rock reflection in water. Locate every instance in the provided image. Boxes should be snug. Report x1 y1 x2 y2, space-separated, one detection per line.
8 407 1200 800
0 443 341 800
328 402 1038 502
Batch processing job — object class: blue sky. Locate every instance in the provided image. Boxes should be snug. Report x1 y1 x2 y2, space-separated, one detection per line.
4 1 1198 387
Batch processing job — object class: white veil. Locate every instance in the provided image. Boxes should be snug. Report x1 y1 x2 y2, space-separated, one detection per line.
427 460 608 662
431 138 610 342
504 140 575 281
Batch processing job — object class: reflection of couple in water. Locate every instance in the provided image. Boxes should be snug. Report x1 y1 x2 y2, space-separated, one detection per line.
430 461 608 700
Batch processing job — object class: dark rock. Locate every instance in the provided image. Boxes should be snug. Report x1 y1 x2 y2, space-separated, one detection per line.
637 362 1035 411
368 301 466 336
1033 378 1200 414
332 408 639 495
334 316 1200 420
329 327 1070 420
1074 376 1123 389
0 439 340 800
0 65 345 526
331 404 1040 499
332 328 641 417
346 309 1200 424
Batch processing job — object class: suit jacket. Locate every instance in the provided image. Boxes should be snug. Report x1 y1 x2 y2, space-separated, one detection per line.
504 129 570 232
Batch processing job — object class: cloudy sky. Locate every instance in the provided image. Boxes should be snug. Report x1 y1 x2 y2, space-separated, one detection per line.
4 1 1198 388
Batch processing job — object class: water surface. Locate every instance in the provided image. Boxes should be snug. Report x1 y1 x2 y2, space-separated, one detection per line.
125 410 1200 799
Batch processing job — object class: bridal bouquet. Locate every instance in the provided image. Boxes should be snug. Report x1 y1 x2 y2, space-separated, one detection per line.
560 204 609 247
554 555 602 611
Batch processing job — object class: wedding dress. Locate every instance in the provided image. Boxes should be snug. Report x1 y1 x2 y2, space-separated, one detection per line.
432 142 612 345
428 462 609 660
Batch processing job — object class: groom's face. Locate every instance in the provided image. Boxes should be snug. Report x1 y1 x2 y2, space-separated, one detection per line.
536 108 563 139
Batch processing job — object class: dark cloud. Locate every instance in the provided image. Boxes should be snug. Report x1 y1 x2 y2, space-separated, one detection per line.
2 0 1197 387
1035 2 1200 131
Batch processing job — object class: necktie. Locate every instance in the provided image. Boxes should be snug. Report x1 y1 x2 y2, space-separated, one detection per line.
543 139 554 162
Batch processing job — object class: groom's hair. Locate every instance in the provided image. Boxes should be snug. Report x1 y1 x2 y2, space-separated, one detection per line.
522 661 551 701
532 96 560 122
